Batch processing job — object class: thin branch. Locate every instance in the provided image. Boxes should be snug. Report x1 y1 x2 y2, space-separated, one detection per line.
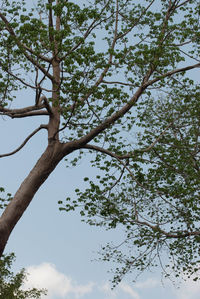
81 118 173 159
0 13 51 63
0 13 54 81
175 0 192 10
145 62 200 87
60 0 112 61
0 124 48 158
133 218 200 239
179 48 200 63
117 0 156 40
0 60 56 93
102 80 134 87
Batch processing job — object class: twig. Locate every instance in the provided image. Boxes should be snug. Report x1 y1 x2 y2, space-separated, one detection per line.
0 125 48 158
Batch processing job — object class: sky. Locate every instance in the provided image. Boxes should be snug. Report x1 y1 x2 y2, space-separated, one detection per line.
1 91 200 299
1 1 200 299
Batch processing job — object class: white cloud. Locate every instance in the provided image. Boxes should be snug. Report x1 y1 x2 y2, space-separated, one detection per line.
119 283 140 299
100 281 141 299
100 282 118 298
23 263 94 299
134 278 159 289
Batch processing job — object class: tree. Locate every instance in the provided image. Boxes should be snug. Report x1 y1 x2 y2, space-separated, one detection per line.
70 91 200 286
0 253 47 298
0 0 199 283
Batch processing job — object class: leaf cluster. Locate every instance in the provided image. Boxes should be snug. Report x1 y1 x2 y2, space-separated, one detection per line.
0 253 47 298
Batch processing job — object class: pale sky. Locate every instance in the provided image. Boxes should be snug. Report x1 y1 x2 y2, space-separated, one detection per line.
1 104 200 299
1 1 200 298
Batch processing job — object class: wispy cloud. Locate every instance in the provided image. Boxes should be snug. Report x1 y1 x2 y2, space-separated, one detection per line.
120 283 141 299
24 263 163 299
100 282 118 298
23 263 94 299
100 281 141 299
134 278 159 289
172 274 200 299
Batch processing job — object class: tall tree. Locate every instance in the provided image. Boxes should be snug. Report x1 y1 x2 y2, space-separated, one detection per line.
0 0 199 280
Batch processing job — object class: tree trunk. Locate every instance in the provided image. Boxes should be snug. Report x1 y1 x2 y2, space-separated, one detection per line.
0 140 66 256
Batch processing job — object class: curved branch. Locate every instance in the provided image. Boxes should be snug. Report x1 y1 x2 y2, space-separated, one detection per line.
0 103 51 118
82 144 122 160
0 124 48 158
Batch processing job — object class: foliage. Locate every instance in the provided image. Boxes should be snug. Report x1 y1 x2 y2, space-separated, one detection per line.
0 0 200 287
0 253 47 298
0 187 12 210
62 86 200 285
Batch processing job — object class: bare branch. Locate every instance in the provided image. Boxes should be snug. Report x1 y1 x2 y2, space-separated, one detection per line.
175 0 192 10
2 111 49 118
82 144 123 160
102 80 134 87
0 104 49 118
0 104 46 115
0 124 48 158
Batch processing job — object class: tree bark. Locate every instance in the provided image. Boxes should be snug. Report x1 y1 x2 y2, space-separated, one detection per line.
0 140 66 256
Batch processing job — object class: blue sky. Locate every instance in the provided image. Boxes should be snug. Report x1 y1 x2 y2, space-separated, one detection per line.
1 1 200 298
1 97 200 299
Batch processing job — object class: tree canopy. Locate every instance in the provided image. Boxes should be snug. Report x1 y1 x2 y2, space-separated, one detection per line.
0 0 200 286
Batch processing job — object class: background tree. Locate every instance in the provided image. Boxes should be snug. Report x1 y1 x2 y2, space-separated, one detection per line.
0 0 200 284
0 253 47 298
